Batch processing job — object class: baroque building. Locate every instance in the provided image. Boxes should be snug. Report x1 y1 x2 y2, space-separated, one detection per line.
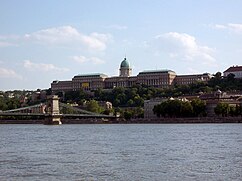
51 57 212 93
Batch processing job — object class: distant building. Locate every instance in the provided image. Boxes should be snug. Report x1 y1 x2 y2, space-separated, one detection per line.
199 90 242 116
137 70 176 88
144 91 242 118
144 97 190 119
175 73 212 85
51 80 72 92
223 65 242 78
72 73 108 91
144 98 167 119
51 57 212 93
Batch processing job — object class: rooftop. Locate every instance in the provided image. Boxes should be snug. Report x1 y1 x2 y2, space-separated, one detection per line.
74 73 108 78
138 69 176 75
176 73 212 77
120 57 130 68
224 66 242 73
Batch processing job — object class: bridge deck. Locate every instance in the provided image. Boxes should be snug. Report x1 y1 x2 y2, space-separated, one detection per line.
0 112 115 118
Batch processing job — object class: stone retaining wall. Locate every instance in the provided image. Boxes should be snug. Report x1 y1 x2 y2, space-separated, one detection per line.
1 117 242 124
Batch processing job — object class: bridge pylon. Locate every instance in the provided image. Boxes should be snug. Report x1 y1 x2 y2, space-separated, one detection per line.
44 95 62 125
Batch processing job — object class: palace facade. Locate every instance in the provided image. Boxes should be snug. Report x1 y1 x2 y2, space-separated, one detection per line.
51 57 212 93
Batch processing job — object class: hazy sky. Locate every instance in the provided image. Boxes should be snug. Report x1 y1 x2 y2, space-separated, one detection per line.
0 0 242 90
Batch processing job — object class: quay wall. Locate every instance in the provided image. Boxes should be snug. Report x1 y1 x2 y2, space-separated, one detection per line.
0 117 242 124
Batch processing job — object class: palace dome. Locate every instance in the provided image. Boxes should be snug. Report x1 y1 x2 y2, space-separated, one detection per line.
120 57 130 68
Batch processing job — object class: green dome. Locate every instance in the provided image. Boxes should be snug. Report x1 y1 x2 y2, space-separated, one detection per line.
120 57 130 68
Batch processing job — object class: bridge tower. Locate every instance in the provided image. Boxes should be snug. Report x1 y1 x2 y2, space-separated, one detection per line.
44 95 62 125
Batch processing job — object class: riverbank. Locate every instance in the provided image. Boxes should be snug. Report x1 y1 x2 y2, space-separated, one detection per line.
0 117 242 124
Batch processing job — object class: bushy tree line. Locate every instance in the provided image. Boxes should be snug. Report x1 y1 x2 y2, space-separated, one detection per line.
63 85 159 107
214 102 242 117
0 97 21 111
208 72 242 91
153 99 206 118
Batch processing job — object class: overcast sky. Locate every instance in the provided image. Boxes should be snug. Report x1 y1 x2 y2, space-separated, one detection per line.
0 0 242 90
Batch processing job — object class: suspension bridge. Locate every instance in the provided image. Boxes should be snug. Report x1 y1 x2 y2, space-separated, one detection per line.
0 95 116 125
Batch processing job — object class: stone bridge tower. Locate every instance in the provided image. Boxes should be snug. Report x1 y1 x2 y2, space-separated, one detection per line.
44 95 62 125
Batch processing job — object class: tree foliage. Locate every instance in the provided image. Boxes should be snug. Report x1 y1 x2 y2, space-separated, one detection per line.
86 100 104 113
153 99 205 118
214 103 242 117
191 99 206 116
0 97 21 111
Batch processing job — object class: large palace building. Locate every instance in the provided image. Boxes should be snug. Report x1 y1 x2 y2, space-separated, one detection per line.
51 57 212 93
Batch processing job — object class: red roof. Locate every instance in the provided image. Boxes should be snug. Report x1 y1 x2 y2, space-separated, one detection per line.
224 66 242 73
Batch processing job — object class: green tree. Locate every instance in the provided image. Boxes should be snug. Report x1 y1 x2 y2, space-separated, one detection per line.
133 95 144 107
167 100 182 117
214 102 230 117
214 72 222 79
180 101 193 117
86 100 103 113
229 106 237 117
123 110 133 120
227 73 235 82
127 99 134 107
153 104 162 117
6 98 20 110
191 99 206 117
133 107 144 118
0 97 8 111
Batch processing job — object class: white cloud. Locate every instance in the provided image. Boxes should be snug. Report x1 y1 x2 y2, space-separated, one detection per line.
71 55 105 65
214 23 242 33
154 32 216 65
24 26 112 51
214 24 226 29
23 60 69 73
71 56 88 64
24 26 79 43
80 32 112 51
0 67 21 79
90 57 105 64
228 23 242 33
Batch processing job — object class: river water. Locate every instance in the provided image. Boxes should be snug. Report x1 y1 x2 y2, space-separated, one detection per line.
0 124 242 181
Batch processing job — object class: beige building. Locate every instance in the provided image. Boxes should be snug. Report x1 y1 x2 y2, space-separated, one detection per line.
137 70 176 88
175 73 212 85
51 80 73 92
72 73 108 91
51 57 212 93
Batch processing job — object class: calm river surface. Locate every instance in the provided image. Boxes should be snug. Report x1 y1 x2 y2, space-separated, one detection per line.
0 124 242 181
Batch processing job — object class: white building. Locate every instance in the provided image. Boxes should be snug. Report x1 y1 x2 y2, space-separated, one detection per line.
224 66 242 78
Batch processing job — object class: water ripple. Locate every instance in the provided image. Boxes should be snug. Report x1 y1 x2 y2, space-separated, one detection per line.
0 124 242 180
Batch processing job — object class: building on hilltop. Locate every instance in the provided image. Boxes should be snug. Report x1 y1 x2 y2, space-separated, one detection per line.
223 65 242 78
51 57 212 93
137 70 176 88
51 80 72 92
72 73 108 91
175 73 212 85
119 57 132 77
